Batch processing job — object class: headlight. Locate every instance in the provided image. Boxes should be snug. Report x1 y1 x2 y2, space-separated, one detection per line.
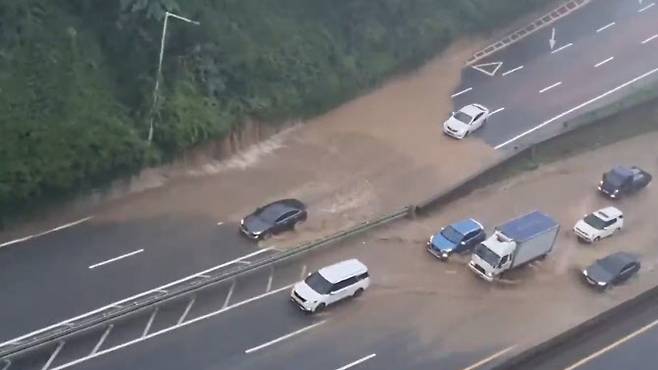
252 230 262 236
582 270 588 276
442 252 449 258
597 281 607 286
614 189 619 194
240 219 244 225
597 186 602 191
486 272 493 277
599 180 603 186
429 235 434 243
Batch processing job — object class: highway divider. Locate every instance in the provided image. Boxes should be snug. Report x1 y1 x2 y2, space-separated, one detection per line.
0 206 412 359
490 283 658 370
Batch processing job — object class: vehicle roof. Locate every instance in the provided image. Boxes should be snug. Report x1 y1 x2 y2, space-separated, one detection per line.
451 218 483 234
498 211 559 242
460 104 486 117
594 207 623 220
318 259 367 284
609 166 634 178
256 198 305 218
596 252 637 272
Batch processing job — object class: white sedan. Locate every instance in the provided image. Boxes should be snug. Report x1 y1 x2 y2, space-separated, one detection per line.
443 104 489 139
573 206 624 243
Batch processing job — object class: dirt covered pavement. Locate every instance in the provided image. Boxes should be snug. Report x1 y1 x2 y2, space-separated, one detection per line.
1 39 500 248
324 128 658 361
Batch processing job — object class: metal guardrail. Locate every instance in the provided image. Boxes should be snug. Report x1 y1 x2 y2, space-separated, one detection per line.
466 0 592 66
0 206 412 359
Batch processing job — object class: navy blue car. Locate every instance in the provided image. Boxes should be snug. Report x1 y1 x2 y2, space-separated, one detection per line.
427 218 486 260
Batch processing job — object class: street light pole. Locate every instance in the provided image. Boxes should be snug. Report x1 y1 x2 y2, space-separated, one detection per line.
147 11 200 143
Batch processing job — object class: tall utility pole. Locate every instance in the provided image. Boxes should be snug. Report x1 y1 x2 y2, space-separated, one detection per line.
147 11 200 143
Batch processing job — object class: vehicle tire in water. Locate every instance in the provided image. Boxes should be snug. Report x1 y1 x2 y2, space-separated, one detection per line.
353 288 364 298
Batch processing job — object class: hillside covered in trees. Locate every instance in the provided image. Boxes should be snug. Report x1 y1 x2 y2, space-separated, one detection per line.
0 0 553 220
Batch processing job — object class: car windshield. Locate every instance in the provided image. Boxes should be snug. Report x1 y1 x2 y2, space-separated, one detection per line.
583 213 606 230
474 244 501 267
440 226 464 244
304 272 333 294
453 111 472 124
604 171 627 186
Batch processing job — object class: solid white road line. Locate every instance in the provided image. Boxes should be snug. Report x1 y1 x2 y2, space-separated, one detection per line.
461 346 516 370
336 354 377 370
495 67 658 149
642 34 658 44
42 341 65 370
489 107 506 116
502 65 524 77
0 216 93 249
0 248 272 348
91 325 113 355
178 297 196 325
50 284 295 370
244 320 327 354
564 319 658 370
551 42 573 54
594 57 614 68
596 22 615 33
223 280 236 309
539 81 562 94
639 2 655 12
142 308 159 338
451 87 473 98
88 249 144 269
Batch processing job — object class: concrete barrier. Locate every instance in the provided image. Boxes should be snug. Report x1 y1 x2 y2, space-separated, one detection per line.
490 283 658 370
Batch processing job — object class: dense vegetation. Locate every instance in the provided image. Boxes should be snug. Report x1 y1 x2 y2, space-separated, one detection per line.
0 0 553 220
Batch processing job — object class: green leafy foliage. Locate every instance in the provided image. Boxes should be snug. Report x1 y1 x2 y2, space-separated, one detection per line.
0 0 553 220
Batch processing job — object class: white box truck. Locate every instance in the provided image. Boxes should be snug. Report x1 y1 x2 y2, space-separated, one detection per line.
469 211 559 282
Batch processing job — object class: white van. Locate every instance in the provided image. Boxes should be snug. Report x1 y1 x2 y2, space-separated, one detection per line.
290 259 370 312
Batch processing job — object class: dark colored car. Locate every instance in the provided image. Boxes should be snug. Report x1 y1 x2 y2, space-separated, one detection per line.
598 166 652 199
240 199 307 240
427 218 486 260
582 252 640 290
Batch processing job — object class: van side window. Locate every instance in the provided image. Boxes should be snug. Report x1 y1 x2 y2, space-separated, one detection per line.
357 272 369 280
332 276 358 292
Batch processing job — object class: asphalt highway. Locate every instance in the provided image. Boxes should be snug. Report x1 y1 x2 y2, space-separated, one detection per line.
0 215 259 343
3 0 658 368
499 291 658 370
452 0 658 148
7 128 658 370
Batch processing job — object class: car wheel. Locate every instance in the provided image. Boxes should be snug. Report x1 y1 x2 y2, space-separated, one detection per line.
314 303 326 313
594 236 600 242
353 288 364 298
259 232 271 241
